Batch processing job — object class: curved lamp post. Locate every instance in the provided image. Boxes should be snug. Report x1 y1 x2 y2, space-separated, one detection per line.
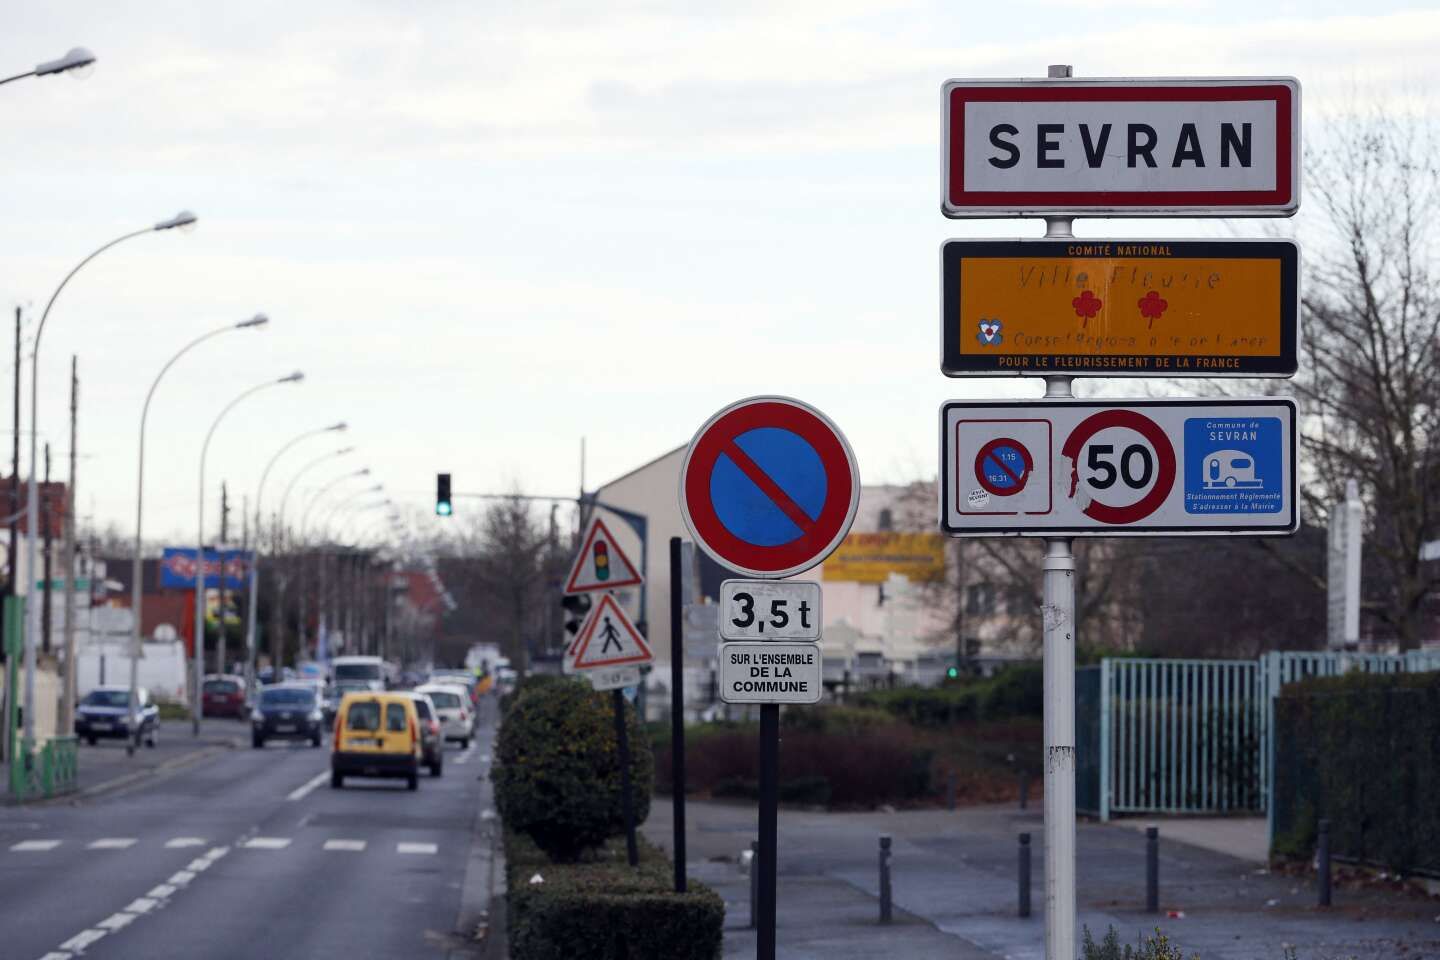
192 372 304 735
244 422 347 692
290 468 370 657
126 313 269 750
22 211 198 745
0 47 96 86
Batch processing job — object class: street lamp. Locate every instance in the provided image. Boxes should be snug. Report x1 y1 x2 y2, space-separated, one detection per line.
292 468 370 658
22 212 199 746
192 372 304 735
314 483 385 543
0 47 96 86
244 422 347 693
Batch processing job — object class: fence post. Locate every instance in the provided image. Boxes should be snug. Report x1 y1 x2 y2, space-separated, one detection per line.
1145 825 1159 913
946 770 956 812
1317 819 1331 907
749 839 759 929
878 835 893 924
1018 832 1031 917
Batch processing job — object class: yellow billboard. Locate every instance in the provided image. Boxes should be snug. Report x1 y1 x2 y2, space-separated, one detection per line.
942 240 1298 377
822 533 945 584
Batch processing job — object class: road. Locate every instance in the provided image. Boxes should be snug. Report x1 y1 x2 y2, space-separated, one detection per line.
0 717 499 960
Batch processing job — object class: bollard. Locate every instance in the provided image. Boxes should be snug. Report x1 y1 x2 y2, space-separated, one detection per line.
1018 833 1032 918
1145 825 1159 914
1317 819 1331 907
749 839 759 929
878 835 893 924
1019 771 1030 811
946 770 957 812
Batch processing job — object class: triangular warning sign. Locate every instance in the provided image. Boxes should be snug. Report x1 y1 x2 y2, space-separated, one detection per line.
563 517 643 594
571 594 653 670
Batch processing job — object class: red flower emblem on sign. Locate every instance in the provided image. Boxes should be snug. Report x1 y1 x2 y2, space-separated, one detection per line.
1071 289 1103 327
1138 290 1168 328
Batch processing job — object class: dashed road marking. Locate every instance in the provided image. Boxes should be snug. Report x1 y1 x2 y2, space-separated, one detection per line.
11 839 61 851
168 869 195 885
147 883 175 899
240 837 292 850
125 897 157 914
324 839 366 852
38 952 71 960
165 837 206 848
98 912 136 932
88 838 138 850
397 842 438 855
286 770 330 802
59 929 107 952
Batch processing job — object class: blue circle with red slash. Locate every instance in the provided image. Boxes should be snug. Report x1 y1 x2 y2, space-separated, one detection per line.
974 437 1033 497
680 397 860 579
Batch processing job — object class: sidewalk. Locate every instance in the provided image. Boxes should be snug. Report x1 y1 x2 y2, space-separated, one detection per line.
63 718 245 801
644 798 1440 960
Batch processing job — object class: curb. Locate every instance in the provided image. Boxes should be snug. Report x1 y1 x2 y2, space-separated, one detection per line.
14 736 244 807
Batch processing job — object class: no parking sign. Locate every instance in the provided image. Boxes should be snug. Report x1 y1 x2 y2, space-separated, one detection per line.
680 396 860 579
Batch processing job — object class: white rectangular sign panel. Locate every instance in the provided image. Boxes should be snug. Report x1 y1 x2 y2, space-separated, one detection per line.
940 399 1297 536
942 78 1300 217
719 580 822 641
718 642 822 704
586 665 642 691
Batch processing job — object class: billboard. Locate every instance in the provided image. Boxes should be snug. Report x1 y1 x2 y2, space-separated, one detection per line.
821 532 945 583
159 548 253 590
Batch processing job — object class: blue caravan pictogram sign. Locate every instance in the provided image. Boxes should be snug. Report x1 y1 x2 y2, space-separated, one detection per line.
1183 417 1285 514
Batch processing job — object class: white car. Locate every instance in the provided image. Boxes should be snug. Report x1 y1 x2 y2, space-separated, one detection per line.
415 683 474 747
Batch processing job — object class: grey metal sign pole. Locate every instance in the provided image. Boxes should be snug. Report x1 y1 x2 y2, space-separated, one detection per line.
1041 63 1077 960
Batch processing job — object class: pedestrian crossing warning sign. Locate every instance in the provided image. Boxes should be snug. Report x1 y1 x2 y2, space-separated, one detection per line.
571 594 653 670
563 517 643 594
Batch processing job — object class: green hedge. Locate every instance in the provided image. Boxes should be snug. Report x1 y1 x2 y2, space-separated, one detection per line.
493 676 653 861
505 831 724 960
855 664 1043 727
1272 670 1440 875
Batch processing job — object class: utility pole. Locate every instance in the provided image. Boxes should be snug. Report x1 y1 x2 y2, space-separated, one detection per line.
216 482 229 676
6 308 18 602
240 495 248 679
61 357 78 733
41 442 52 654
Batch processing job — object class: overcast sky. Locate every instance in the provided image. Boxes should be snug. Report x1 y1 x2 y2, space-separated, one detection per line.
2 1 1435 547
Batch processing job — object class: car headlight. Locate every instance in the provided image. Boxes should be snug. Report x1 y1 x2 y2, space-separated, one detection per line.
251 710 265 723
308 710 323 722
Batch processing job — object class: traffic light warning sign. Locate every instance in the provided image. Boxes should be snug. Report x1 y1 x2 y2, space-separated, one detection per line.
563 517 643 594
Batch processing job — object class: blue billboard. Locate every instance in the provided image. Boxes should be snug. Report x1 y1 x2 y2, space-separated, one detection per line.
159 548 253 590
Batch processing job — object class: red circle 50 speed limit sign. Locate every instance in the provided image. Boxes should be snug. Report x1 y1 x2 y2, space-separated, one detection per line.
1059 410 1176 525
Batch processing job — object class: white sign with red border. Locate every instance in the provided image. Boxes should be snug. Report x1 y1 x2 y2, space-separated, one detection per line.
569 593 654 670
942 77 1300 217
941 398 1297 536
563 517 643 595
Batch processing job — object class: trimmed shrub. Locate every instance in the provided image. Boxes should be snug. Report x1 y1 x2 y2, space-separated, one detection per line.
499 672 567 720
493 677 653 861
1271 670 1440 875
506 831 724 960
854 664 1043 728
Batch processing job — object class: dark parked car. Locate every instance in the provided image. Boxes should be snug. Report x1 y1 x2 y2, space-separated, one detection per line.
202 675 247 719
404 692 443 777
251 684 324 748
75 686 159 747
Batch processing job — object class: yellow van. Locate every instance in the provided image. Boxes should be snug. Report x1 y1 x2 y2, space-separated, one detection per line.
331 691 422 790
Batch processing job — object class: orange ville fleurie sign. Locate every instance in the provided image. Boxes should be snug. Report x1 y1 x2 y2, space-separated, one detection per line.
941 239 1298 377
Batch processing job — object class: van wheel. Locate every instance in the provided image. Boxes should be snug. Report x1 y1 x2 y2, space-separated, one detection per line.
430 761 443 778
407 772 419 791
252 735 264 749
310 735 322 748
331 771 343 789
146 729 158 749
86 736 97 746
460 737 470 750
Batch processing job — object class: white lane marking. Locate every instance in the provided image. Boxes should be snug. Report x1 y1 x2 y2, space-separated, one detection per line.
88 838 137 850
323 839 366 852
286 770 330 802
38 952 71 960
241 837 291 850
397 842 438 855
98 912 136 932
165 837 206 848
125 897 157 914
11 839 60 851
147 883 175 899
59 929 106 951
479 754 491 762
202 845 230 862
186 856 212 871
168 870 195 885
480 809 495 821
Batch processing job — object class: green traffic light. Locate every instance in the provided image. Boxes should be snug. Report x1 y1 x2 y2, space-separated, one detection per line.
946 666 959 679
436 501 452 517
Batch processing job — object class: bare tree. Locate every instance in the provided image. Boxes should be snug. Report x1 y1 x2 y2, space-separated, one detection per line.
1296 104 1440 650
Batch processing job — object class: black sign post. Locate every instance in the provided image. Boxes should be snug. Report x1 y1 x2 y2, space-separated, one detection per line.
757 703 779 960
612 688 639 867
668 536 687 893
